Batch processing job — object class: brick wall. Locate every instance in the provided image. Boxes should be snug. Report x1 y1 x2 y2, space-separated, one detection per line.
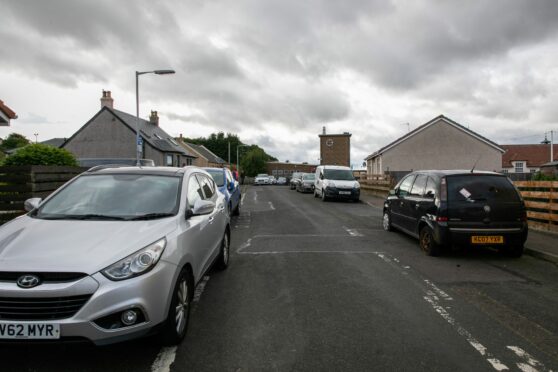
267 162 317 177
319 134 351 166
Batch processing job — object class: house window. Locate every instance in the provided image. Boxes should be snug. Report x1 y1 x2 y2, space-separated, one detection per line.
186 158 193 166
502 169 508 174
515 162 524 173
530 169 536 173
165 154 173 166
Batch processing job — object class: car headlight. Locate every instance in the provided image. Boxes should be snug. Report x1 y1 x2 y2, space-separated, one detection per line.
354 183 360 189
102 238 166 281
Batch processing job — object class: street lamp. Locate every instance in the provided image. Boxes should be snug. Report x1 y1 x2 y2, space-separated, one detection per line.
236 144 249 177
541 131 555 162
34 133 38 143
135 69 175 166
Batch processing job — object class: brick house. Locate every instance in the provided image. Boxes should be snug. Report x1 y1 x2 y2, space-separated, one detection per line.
63 91 196 166
365 115 504 178
266 161 317 178
501 144 558 174
178 141 227 168
319 129 351 167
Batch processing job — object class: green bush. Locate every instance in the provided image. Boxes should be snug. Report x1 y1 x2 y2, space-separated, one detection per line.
532 172 557 181
2 144 78 166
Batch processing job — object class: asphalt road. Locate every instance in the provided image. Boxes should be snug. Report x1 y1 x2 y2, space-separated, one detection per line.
1 185 557 371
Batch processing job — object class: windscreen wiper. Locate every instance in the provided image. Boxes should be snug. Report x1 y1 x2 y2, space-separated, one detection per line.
127 213 175 221
41 214 128 220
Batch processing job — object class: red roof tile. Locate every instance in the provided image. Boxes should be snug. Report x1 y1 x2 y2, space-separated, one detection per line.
0 100 17 119
501 144 558 167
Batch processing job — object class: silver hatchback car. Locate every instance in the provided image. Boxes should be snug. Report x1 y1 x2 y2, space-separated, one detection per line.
0 166 230 345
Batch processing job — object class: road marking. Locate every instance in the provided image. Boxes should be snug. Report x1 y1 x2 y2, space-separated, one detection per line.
151 346 177 372
193 275 210 303
253 192 258 203
423 292 509 371
238 250 386 255
507 346 548 372
424 279 453 301
343 226 364 237
269 201 275 210
151 275 210 372
240 193 245 206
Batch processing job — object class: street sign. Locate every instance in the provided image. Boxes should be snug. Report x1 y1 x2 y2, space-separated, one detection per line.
137 136 143 146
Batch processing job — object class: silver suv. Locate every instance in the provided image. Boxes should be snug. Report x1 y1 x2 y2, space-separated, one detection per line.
0 166 230 345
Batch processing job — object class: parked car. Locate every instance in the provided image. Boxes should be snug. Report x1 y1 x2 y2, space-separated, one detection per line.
290 172 303 190
0 166 230 345
268 176 277 184
204 167 241 216
79 158 155 167
314 166 360 202
382 170 528 257
277 177 287 185
254 173 270 185
297 173 316 193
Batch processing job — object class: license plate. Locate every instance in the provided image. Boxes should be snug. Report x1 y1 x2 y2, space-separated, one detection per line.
339 191 351 195
471 236 504 244
0 322 60 339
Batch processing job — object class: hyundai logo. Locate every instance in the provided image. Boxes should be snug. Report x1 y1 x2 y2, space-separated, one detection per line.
16 274 41 289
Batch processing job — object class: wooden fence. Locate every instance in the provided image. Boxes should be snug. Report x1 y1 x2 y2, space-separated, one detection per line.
360 174 394 198
0 166 87 225
514 181 558 233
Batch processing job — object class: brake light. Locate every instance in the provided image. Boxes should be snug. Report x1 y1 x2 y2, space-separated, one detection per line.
436 216 448 222
440 177 447 202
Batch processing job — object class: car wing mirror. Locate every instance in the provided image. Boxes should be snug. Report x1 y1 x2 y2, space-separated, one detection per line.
389 189 396 196
191 199 215 216
24 198 42 212
228 181 235 191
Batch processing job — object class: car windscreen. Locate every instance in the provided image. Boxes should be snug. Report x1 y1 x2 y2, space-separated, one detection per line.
302 174 315 180
447 175 520 203
35 174 182 220
205 169 225 187
323 169 354 181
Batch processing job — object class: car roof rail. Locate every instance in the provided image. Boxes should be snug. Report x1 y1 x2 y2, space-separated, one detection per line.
86 164 131 172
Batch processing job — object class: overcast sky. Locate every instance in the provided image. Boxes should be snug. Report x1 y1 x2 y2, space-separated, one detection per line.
2 0 558 167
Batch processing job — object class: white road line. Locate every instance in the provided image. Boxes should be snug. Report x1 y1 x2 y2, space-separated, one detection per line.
424 279 453 301
193 275 210 303
507 346 548 372
238 250 386 255
342 226 364 237
240 193 245 206
269 201 275 210
151 275 211 372
253 192 258 203
151 346 178 372
423 293 509 371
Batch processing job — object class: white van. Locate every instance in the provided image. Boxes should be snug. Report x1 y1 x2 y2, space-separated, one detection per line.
314 165 360 202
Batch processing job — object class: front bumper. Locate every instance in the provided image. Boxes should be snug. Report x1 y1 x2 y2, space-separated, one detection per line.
324 187 360 200
0 260 178 345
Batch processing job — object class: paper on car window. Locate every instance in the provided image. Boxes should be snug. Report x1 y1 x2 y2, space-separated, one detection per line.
459 188 472 199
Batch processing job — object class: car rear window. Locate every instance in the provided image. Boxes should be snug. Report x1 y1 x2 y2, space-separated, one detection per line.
447 175 520 203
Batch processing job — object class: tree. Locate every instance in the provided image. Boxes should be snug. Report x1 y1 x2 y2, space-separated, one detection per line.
240 147 268 177
2 144 78 166
1 133 30 152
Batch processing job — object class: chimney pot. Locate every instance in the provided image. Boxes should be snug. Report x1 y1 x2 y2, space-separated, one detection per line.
100 90 114 109
150 110 159 126
322 126 326 135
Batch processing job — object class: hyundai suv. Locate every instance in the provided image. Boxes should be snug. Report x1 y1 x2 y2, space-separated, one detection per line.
382 170 527 257
0 166 230 345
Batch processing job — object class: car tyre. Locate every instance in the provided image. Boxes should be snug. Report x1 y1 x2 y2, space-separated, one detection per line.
314 189 318 198
215 231 230 271
419 226 441 256
233 203 240 216
321 189 328 202
383 211 392 231
160 268 193 345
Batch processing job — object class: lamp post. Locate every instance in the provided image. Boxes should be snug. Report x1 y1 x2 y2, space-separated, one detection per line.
135 69 175 166
542 131 555 162
236 144 249 176
33 133 38 143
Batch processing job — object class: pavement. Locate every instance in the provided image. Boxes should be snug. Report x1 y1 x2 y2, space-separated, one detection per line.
360 190 558 265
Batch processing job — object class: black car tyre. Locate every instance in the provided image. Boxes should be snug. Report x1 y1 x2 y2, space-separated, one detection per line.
419 226 441 256
321 189 328 202
314 189 319 198
215 231 230 270
233 202 240 216
160 268 192 345
382 211 392 231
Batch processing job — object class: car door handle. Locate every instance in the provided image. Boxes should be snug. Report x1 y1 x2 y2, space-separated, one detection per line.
400 201 404 207
208 217 214 223
415 203 420 209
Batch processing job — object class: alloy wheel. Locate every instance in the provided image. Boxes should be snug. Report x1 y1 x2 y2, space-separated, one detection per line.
175 279 189 335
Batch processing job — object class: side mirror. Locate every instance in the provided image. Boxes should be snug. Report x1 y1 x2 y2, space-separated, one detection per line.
227 181 235 191
24 198 42 212
191 199 215 216
389 189 396 196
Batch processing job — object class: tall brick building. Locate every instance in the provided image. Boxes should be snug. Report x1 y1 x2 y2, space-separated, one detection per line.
319 128 351 166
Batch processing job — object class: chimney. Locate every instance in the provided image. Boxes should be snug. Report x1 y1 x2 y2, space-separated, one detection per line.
100 90 113 109
179 133 183 139
149 110 159 126
322 126 326 135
